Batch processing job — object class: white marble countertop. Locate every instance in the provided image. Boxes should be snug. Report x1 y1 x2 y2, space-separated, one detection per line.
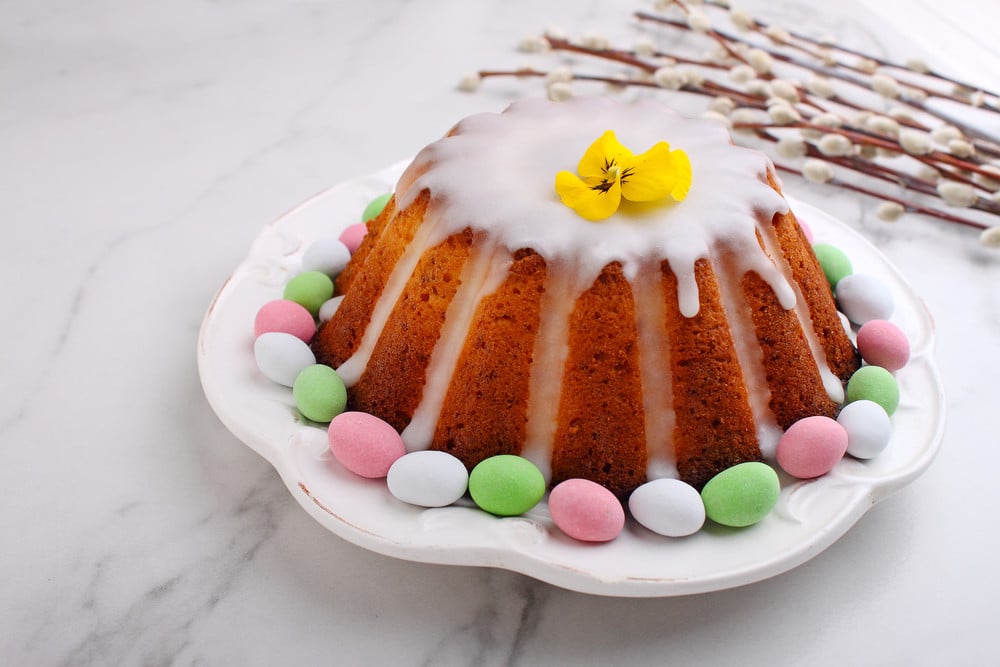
3 0 998 664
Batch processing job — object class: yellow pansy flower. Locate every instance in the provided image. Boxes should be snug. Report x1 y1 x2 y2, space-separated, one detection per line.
555 130 692 221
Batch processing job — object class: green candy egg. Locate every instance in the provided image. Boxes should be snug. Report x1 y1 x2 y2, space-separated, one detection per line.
284 271 334 316
292 364 347 422
847 365 900 415
469 455 546 517
812 243 853 288
361 193 392 223
701 462 780 528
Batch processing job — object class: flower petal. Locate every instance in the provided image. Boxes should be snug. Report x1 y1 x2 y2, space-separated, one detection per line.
668 148 693 200
619 142 672 202
620 142 693 202
578 130 633 179
555 170 622 221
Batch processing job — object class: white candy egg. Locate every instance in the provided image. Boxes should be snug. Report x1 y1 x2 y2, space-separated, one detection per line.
838 311 854 338
254 332 316 387
835 273 894 324
628 478 705 537
837 399 892 459
318 295 345 322
302 239 351 277
387 450 469 507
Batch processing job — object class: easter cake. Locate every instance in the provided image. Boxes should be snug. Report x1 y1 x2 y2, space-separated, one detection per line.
308 96 863 497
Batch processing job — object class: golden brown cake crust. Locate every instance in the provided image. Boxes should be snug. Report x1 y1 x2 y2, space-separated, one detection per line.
771 208 861 382
430 249 547 467
551 262 647 495
663 259 762 490
742 268 840 428
350 228 475 431
334 196 397 295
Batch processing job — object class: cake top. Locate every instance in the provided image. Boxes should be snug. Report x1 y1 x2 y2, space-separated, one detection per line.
395 96 794 316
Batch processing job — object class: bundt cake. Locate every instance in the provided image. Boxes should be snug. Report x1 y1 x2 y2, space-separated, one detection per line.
312 96 860 495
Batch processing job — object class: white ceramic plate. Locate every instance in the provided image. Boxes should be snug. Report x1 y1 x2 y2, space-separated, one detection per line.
198 161 944 597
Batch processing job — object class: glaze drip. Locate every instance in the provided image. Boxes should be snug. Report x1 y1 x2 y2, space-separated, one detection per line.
395 96 792 314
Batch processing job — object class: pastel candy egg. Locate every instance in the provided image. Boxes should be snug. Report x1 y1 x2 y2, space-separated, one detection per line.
292 364 347 423
362 192 392 222
812 243 852 287
283 271 334 316
797 217 814 243
856 320 910 371
776 416 849 479
328 412 405 478
839 312 856 342
836 273 894 324
254 332 316 387
254 299 316 342
318 295 345 322
301 239 351 277
837 400 892 459
628 478 705 537
468 455 545 517
847 366 900 415
549 479 625 542
338 223 368 254
387 451 469 507
701 462 780 528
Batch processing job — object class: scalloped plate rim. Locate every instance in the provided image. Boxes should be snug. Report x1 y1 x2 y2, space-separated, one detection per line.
197 161 945 597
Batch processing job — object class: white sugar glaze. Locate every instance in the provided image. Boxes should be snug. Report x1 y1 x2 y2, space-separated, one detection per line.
395 96 794 318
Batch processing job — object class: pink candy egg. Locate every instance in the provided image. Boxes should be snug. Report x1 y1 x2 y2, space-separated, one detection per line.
797 217 814 243
254 299 316 342
338 223 368 254
549 478 625 542
776 416 849 479
328 412 405 478
856 320 910 372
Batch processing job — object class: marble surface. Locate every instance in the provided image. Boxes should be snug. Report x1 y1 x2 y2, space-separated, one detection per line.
2 0 998 664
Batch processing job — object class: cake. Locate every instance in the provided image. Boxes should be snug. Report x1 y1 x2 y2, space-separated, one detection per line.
311 96 860 496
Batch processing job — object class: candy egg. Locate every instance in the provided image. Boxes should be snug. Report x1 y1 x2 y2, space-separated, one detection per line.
838 311 853 338
318 295 345 322
328 412 405 478
776 416 849 478
254 299 316 342
253 332 316 387
549 479 625 542
838 399 892 459
339 223 368 254
701 462 780 528
856 320 910 372
292 364 347 423
847 366 900 415
836 273 894 325
362 192 392 222
628 478 705 537
301 239 351 277
468 455 546 517
283 271 334 317
812 243 852 287
797 217 814 243
387 450 469 507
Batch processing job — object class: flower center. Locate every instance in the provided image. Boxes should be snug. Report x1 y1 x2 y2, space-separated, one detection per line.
554 130 692 221
591 159 635 194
